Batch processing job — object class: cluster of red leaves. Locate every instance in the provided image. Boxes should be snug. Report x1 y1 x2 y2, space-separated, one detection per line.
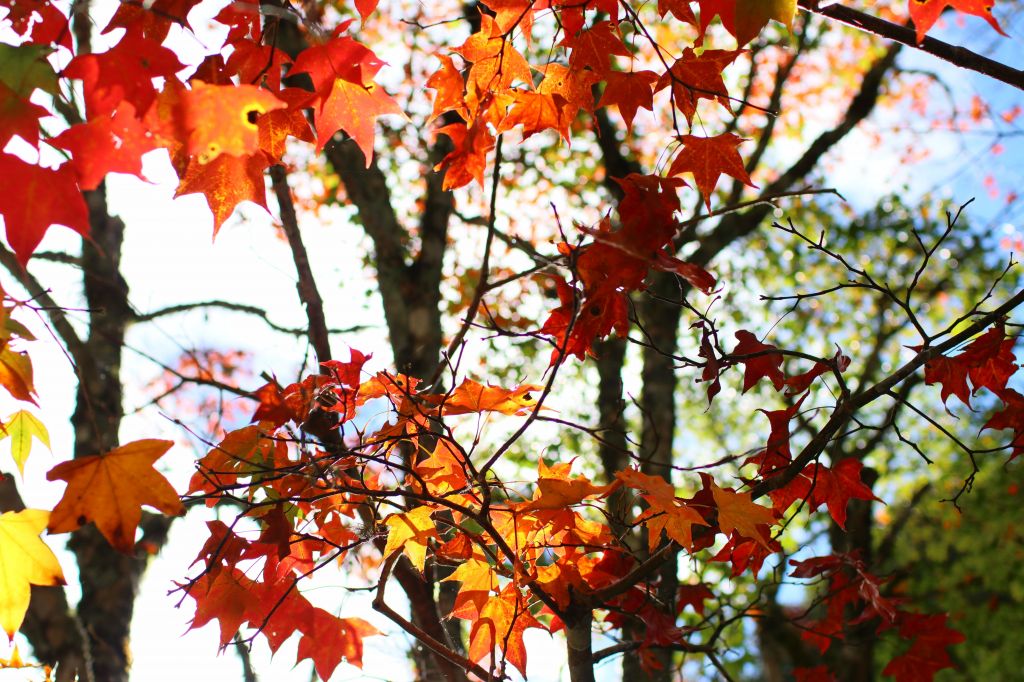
540 175 719 361
0 1 404 262
918 323 1024 461
790 553 965 682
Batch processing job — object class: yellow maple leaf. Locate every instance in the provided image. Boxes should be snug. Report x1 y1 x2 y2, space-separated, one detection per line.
0 410 50 475
383 505 438 571
0 509 65 639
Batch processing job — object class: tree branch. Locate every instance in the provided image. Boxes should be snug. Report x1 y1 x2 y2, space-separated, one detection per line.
800 0 1024 91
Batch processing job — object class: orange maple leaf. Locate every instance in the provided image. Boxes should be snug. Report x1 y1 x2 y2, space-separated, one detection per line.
174 151 270 234
438 378 545 416
443 549 497 620
524 459 620 510
181 82 286 162
467 584 545 677
617 468 707 551
710 479 776 548
46 439 185 552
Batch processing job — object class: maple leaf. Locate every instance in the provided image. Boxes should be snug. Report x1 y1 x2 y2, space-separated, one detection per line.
312 78 404 164
51 102 157 190
696 0 797 46
0 409 49 475
1 0 70 48
498 90 569 141
0 344 37 406
426 54 467 121
598 70 658 133
256 89 316 162
0 82 50 148
63 32 183 118
523 459 620 510
882 612 965 681
455 14 533 108
296 607 379 678
444 551 498 620
225 40 292 91
188 423 282 500
983 388 1024 460
668 133 756 212
180 82 286 162
709 479 776 548
655 48 743 126
562 20 630 76
437 378 544 416
921 322 1017 406
435 119 496 189
186 566 258 648
0 509 65 639
479 0 535 36
0 154 89 265
174 151 270 234
413 438 470 496
537 62 599 119
383 505 439 571
0 44 59 99
46 439 185 552
731 330 785 392
290 33 384 97
102 0 203 42
467 584 545 677
616 468 708 551
908 0 1006 44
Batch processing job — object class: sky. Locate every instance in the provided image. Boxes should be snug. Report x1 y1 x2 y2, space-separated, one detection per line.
1 1 1023 681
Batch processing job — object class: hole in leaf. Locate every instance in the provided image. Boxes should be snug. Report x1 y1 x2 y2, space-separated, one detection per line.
246 108 260 125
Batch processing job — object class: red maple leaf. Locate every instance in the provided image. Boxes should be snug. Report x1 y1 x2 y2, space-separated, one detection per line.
63 32 183 118
655 48 744 126
51 102 157 190
669 133 756 211
435 120 496 189
289 32 384 97
882 612 965 681
598 70 658 133
732 330 785 392
922 322 1017 405
562 20 630 76
102 0 203 42
908 0 1006 43
296 608 379 679
311 78 404 163
0 154 89 264
983 387 1024 460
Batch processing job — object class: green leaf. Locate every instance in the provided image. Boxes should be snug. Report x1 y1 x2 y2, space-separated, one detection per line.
0 45 58 98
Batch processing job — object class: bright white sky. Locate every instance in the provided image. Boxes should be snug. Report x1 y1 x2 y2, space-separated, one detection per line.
1 1 1022 681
